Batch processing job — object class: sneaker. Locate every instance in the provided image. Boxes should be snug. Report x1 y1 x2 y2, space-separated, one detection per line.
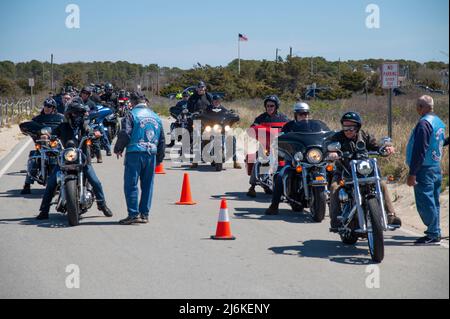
119 216 142 225
36 211 49 220
20 184 31 195
139 214 149 224
414 236 442 246
246 187 257 198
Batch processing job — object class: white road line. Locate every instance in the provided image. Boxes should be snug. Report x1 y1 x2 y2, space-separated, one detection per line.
0 139 32 180
399 227 449 249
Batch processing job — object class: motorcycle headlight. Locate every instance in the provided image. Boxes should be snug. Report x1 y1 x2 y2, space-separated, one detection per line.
213 124 222 132
224 125 231 132
204 126 212 133
306 148 323 164
64 149 78 162
357 160 373 176
294 152 304 162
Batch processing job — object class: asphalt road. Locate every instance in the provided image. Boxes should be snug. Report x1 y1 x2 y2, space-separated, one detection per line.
0 120 448 299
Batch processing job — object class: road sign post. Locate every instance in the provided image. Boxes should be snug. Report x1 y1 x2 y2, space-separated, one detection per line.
29 78 35 109
381 63 399 138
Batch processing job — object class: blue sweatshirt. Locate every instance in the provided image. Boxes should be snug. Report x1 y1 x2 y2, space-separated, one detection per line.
409 119 433 176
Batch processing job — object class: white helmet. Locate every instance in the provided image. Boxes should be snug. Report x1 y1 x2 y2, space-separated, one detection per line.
293 102 310 113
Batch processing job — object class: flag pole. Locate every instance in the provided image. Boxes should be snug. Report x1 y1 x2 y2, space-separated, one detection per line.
238 35 241 76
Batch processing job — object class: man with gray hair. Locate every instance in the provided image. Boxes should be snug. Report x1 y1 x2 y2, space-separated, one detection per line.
406 95 446 245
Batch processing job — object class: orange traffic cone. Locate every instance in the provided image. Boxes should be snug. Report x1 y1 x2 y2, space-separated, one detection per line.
211 198 236 240
176 173 197 205
155 163 166 175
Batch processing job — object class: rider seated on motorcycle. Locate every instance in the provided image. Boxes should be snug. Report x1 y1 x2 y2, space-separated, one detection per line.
264 102 313 215
326 112 402 229
187 81 213 114
36 99 113 220
177 91 190 108
206 95 241 169
247 95 289 198
20 98 65 195
80 86 97 112
89 94 113 158
101 83 118 111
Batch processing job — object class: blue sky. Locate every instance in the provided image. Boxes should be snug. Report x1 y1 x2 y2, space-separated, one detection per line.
0 0 448 68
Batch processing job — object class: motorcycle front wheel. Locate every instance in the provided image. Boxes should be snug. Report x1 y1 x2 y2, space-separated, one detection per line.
311 188 327 222
65 178 80 226
366 198 385 263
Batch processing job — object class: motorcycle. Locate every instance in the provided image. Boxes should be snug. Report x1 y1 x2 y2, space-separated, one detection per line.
275 120 335 222
118 97 130 117
245 122 287 193
327 137 397 263
167 103 192 148
54 133 97 226
89 105 113 158
19 119 63 186
194 109 240 171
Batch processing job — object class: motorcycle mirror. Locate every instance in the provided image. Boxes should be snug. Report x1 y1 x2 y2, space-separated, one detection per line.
380 136 393 147
327 142 341 152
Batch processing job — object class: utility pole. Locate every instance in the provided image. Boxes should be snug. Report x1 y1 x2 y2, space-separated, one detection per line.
50 54 54 92
276 48 281 63
310 57 314 75
289 47 293 58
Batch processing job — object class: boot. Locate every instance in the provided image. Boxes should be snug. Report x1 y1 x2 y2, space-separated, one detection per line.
388 214 402 228
20 183 31 195
36 211 49 220
96 150 103 163
265 203 279 215
246 186 257 198
190 163 198 169
233 161 242 169
98 203 113 217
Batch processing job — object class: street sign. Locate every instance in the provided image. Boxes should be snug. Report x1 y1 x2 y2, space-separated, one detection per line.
28 78 35 87
381 63 399 89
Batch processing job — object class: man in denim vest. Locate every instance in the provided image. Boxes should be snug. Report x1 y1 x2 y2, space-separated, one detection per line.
406 95 446 245
114 92 166 225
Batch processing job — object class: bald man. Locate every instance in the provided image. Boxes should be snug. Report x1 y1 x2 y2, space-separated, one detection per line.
406 95 446 245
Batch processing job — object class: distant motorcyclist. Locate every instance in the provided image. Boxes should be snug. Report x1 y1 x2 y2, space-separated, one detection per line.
264 102 314 215
326 112 401 229
101 83 118 110
80 86 97 111
36 100 113 220
247 95 289 197
187 81 213 114
20 99 65 195
177 91 190 108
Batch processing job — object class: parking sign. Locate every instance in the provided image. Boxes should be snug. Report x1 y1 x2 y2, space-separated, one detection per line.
381 63 399 89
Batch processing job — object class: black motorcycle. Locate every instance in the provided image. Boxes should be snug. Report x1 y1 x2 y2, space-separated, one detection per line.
192 109 240 171
276 120 335 222
54 134 97 226
327 138 396 263
19 119 63 186
167 103 192 148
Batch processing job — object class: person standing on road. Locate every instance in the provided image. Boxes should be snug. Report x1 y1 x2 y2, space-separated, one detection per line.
114 92 166 225
406 95 446 245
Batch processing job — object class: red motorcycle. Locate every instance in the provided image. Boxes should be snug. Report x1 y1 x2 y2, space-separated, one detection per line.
245 122 287 193
118 97 130 117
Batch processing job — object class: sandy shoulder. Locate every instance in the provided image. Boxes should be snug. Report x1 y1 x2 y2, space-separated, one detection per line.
0 125 27 162
388 183 449 238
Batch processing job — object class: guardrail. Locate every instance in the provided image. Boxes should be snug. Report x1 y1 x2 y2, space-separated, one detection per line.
0 97 34 127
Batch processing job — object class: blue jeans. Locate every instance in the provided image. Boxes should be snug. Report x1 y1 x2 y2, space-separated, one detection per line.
124 152 156 218
414 166 442 239
39 164 106 213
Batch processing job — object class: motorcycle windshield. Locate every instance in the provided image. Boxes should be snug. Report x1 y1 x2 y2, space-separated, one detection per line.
19 121 45 138
197 109 240 127
277 120 334 156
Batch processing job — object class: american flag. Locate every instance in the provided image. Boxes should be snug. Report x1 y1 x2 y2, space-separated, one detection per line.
239 33 248 41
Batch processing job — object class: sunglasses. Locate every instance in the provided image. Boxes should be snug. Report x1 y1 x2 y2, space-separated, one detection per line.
266 104 276 108
342 126 358 132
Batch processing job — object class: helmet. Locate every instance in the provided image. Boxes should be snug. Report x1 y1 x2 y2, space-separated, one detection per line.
182 91 190 98
212 94 222 101
340 112 362 128
65 99 89 116
43 98 57 109
264 95 280 109
80 86 92 95
197 81 206 89
293 102 310 113
104 83 114 92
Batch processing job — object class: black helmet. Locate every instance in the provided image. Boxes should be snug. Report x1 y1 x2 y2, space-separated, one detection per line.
65 99 89 116
264 95 280 109
104 83 114 91
43 98 57 108
212 94 222 101
340 112 362 128
197 81 206 89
